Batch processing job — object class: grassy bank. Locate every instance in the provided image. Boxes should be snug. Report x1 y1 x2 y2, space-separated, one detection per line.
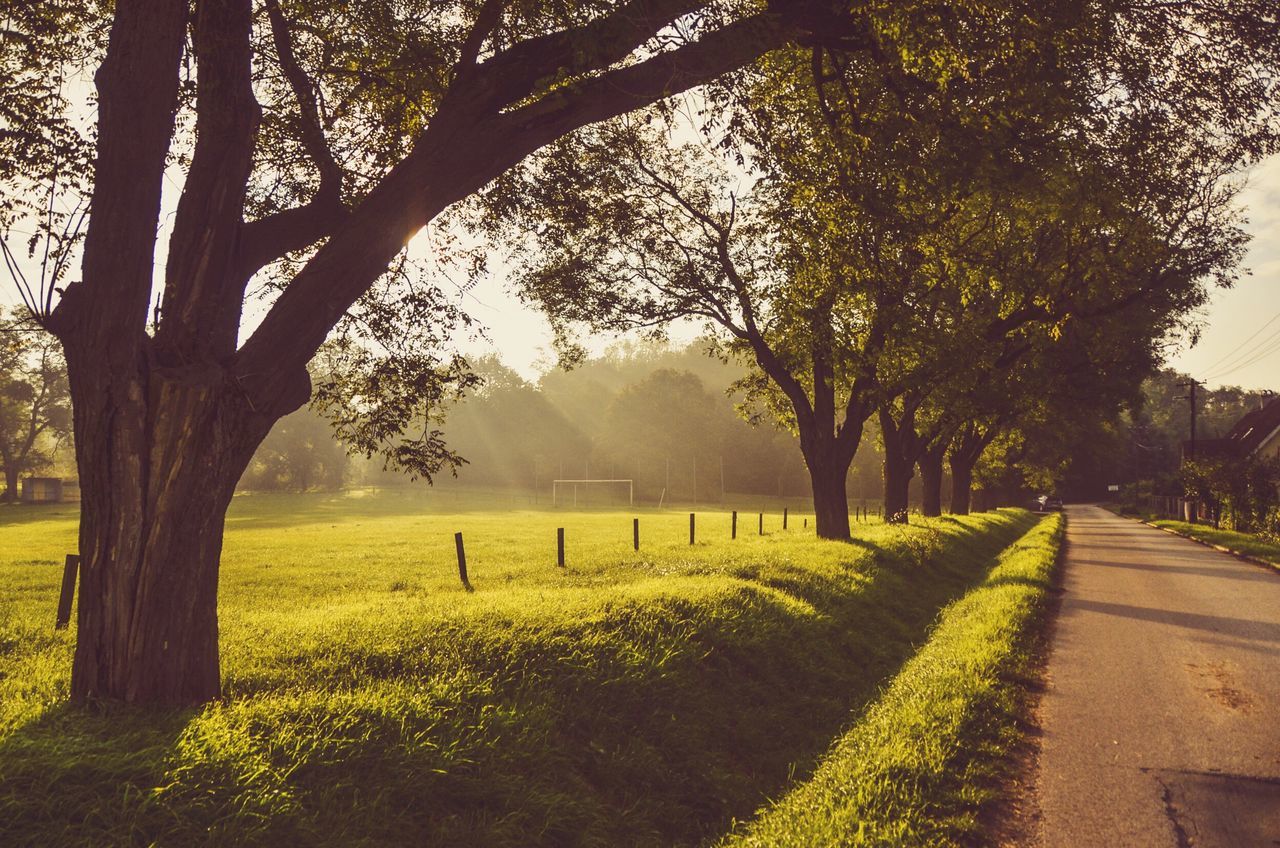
1144 519 1280 568
721 513 1063 848
2 491 1036 846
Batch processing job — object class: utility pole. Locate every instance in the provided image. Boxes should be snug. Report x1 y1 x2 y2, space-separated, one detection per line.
1177 380 1199 458
1177 379 1200 524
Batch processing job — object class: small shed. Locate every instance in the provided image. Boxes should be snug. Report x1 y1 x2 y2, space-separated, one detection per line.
20 477 63 504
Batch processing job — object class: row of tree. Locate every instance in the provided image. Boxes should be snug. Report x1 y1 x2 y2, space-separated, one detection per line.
490 13 1257 535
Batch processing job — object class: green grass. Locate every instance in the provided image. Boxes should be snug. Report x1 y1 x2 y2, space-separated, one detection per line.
1 490 1042 847
720 513 1063 848
1146 519 1280 567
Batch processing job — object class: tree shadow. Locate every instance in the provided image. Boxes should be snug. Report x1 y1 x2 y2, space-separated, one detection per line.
0 702 197 847
1067 598 1280 644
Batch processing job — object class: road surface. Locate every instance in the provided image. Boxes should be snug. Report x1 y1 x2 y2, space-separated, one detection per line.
1037 505 1280 848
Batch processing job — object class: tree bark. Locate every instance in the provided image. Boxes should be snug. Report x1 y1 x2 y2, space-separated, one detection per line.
880 406 922 524
3 465 17 503
949 458 975 515
65 362 293 705
804 441 852 540
947 421 1000 516
882 448 914 524
919 443 945 517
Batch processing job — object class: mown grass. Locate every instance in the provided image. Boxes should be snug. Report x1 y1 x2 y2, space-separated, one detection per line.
1146 519 1280 568
1 490 1037 847
721 513 1063 848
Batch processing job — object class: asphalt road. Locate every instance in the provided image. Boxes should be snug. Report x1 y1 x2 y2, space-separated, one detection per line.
1037 505 1280 848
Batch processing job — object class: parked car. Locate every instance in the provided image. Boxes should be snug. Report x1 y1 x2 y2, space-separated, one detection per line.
1044 496 1064 511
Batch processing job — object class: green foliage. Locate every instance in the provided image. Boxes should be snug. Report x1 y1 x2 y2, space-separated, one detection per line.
1181 454 1280 534
721 513 1063 848
0 1 100 228
0 491 1038 846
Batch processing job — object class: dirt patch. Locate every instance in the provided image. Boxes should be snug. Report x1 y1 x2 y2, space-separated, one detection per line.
1186 661 1253 713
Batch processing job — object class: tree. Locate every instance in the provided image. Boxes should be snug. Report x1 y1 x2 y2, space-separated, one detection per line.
239 405 349 492
0 312 71 501
1 0 857 705
504 0 1273 530
501 5 1082 537
600 369 729 501
1181 454 1280 534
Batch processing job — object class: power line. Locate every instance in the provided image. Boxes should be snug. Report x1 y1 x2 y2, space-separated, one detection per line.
1192 308 1280 379
1204 332 1280 382
1202 324 1280 380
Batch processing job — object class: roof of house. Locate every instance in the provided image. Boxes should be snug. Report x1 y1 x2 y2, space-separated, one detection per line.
1181 395 1280 460
1223 396 1280 455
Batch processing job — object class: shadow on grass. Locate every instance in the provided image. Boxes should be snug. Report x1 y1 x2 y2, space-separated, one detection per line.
0 513 1037 848
0 703 196 848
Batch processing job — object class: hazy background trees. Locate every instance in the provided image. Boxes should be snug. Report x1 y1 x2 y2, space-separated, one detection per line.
268 341 819 504
0 311 71 501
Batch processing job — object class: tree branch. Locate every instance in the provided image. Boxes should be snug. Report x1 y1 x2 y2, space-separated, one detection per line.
233 5 804 414
499 11 789 151
470 0 704 113
154 0 261 361
234 0 350 280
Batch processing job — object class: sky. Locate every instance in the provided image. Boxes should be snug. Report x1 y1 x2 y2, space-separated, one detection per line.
1163 154 1280 393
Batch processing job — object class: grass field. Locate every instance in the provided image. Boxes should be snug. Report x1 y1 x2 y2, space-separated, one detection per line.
722 513 1063 847
1 489 1050 846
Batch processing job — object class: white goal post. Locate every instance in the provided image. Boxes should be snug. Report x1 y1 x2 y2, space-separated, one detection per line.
552 479 634 507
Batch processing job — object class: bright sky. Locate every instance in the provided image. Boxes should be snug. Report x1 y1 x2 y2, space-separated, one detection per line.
1164 154 1280 392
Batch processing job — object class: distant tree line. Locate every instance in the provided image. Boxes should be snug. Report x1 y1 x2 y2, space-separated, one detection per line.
242 341 892 504
0 310 71 501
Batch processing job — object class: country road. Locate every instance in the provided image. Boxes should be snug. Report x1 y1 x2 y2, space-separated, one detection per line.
1036 505 1280 847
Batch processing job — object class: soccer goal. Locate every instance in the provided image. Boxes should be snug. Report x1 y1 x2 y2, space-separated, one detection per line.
552 479 634 508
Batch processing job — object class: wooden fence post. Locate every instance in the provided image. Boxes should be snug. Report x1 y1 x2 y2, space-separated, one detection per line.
732 510 737 539
633 517 640 551
454 533 473 592
689 512 696 545
55 553 79 630
783 507 788 529
557 527 565 567
758 513 763 535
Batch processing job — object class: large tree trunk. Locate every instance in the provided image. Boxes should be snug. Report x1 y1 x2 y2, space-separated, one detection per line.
65 360 295 705
805 447 851 540
882 448 913 524
949 457 975 515
919 444 945 517
2 465 16 503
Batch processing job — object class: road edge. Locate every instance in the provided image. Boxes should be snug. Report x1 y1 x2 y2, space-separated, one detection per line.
982 513 1069 847
1100 507 1280 575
